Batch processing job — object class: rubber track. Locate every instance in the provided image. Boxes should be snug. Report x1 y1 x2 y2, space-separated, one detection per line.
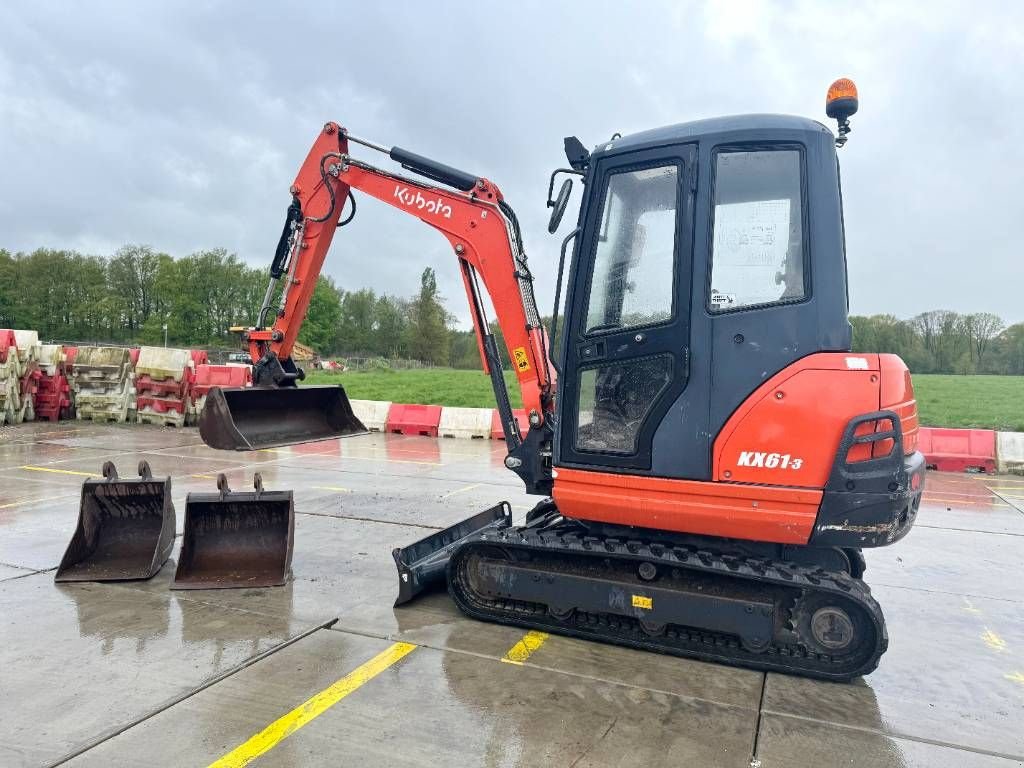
448 520 887 681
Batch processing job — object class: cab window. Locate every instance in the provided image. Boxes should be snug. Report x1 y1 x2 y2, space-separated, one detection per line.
709 149 805 312
584 165 679 333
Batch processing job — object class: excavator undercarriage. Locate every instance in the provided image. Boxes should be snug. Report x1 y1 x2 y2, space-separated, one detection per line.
396 500 889 681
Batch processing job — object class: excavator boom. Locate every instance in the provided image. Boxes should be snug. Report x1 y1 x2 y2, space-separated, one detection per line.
200 122 555 489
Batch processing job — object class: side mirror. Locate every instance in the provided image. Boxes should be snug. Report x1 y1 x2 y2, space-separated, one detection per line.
547 179 573 234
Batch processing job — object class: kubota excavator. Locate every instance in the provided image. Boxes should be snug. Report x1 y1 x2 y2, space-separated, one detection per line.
199 79 925 680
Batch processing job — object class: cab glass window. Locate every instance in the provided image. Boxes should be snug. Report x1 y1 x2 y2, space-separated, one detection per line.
584 165 678 333
710 149 805 312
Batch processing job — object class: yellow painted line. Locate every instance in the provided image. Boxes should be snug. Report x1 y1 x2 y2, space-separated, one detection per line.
313 485 351 493
190 473 218 480
0 492 78 510
440 483 482 499
208 641 417 768
962 597 981 615
19 465 94 477
982 628 1007 652
501 630 550 665
1006 671 1024 686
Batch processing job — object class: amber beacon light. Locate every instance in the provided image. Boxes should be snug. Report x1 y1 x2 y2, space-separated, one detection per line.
826 77 858 147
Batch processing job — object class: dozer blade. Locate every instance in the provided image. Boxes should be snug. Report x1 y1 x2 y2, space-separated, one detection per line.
55 461 175 582
392 502 512 606
198 385 367 451
172 473 294 589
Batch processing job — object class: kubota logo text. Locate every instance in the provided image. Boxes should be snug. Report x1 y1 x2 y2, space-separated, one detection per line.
737 451 804 470
394 186 452 218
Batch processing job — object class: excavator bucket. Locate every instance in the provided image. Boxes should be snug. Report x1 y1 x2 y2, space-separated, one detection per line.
392 502 512 605
172 473 294 589
55 461 175 582
198 385 367 451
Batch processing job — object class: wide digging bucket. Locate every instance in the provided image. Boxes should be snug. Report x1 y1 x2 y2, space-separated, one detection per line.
198 385 367 451
55 461 175 582
392 502 512 606
172 473 294 589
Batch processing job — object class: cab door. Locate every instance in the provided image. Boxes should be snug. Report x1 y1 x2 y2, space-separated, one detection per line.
558 145 696 472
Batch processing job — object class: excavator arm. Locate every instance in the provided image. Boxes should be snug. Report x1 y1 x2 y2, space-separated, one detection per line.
218 122 556 490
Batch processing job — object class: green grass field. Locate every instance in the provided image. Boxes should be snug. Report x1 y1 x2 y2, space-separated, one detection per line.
912 374 1023 431
305 368 523 409
305 369 1024 431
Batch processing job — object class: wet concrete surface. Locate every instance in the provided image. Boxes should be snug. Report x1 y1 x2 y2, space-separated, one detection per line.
0 421 1022 767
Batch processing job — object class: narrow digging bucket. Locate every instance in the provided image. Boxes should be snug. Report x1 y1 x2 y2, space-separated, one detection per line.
198 385 367 451
172 473 294 589
392 502 512 606
55 461 175 582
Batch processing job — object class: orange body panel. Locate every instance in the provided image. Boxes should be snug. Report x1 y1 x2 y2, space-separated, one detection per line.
552 468 822 544
878 353 918 454
713 353 881 488
553 352 920 545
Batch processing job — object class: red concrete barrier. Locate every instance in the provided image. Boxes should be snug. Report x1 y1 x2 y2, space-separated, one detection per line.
135 374 188 398
0 330 15 363
135 394 187 415
191 364 251 396
490 409 531 440
918 427 996 474
386 403 442 437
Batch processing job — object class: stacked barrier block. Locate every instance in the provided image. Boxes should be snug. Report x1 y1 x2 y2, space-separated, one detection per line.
134 346 193 427
12 330 41 423
34 345 71 422
70 347 136 423
0 330 22 424
187 364 251 425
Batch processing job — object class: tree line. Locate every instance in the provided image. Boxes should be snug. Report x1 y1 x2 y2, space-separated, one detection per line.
850 312 1024 375
1 245 1021 374
0 245 459 364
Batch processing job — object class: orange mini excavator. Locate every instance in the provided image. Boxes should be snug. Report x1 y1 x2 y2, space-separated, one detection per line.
200 80 924 679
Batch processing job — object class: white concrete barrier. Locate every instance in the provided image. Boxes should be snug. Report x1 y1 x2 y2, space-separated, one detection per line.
439 406 493 439
997 432 1024 475
12 330 39 363
350 399 392 432
136 346 191 382
38 345 64 375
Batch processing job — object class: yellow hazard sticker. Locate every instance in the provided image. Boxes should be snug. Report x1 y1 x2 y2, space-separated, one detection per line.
632 595 653 610
513 347 530 372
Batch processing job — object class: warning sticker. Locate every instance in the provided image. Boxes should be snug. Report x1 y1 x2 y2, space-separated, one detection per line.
632 595 653 610
513 347 530 372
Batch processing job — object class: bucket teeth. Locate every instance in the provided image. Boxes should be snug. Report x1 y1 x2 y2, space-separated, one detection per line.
172 473 295 589
54 462 175 582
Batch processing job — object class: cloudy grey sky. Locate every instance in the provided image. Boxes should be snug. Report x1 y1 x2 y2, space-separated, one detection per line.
1 1 1021 326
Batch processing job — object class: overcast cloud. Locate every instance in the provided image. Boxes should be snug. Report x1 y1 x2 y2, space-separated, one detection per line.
1 1 1021 326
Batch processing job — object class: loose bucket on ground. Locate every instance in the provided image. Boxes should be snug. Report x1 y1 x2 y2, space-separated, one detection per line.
198 385 367 450
54 461 175 582
172 473 294 589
